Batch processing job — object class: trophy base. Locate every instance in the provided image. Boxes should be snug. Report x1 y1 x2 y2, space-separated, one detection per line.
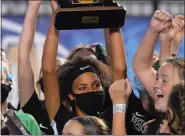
55 6 126 30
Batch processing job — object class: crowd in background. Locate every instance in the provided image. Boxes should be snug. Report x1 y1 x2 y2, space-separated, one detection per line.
1 0 185 135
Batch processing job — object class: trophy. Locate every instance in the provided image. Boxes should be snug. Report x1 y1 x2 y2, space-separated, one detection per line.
55 0 126 30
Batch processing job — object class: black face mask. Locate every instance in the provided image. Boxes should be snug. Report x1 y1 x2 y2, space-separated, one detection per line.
74 91 105 116
1 84 12 104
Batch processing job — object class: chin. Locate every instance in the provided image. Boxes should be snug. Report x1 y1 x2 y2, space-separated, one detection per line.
155 104 168 112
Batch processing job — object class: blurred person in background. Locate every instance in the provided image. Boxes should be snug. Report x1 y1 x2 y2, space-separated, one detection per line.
1 53 13 128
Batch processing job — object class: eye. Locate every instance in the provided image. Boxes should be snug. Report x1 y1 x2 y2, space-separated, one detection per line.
156 75 159 80
78 86 86 91
163 80 168 83
95 84 100 88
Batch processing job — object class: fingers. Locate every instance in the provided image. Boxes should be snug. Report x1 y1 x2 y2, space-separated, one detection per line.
154 10 160 19
143 119 156 127
155 10 172 23
163 21 172 30
125 79 132 96
159 120 171 134
174 15 185 20
174 19 184 28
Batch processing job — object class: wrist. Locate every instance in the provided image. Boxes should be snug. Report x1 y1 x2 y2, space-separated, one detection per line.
28 3 42 8
113 99 126 104
113 104 127 113
148 27 160 36
160 40 172 48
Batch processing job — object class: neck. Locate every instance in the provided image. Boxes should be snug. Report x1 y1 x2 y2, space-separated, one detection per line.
140 95 155 115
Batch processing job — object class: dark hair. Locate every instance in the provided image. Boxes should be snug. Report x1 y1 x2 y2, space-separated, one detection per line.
67 44 96 60
57 56 112 109
71 116 110 135
169 84 185 135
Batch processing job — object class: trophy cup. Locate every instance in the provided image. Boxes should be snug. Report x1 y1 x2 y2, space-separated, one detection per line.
55 0 126 30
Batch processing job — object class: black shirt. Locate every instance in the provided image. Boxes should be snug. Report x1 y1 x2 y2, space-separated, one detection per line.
22 91 54 135
54 88 112 135
1 126 10 135
126 92 155 135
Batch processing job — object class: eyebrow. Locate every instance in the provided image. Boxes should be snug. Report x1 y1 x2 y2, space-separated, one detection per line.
161 74 170 80
77 80 100 87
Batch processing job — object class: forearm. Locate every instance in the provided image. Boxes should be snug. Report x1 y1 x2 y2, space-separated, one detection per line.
159 41 171 65
112 103 127 135
112 112 126 135
18 60 34 108
42 14 59 72
18 3 41 60
109 28 127 81
133 28 159 72
171 40 180 55
104 29 112 65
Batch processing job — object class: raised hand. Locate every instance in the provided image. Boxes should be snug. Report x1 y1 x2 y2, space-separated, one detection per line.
150 10 173 34
159 19 179 42
172 15 184 47
159 120 171 134
109 79 132 104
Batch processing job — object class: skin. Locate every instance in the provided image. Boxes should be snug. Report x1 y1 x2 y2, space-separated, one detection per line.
133 10 183 113
73 50 96 59
153 63 181 112
18 1 42 108
109 79 132 135
62 120 85 135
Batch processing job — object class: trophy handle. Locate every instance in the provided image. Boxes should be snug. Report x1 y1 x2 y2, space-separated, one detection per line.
58 0 72 8
99 0 113 4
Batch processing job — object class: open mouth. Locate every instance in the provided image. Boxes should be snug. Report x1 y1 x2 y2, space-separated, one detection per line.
155 92 164 101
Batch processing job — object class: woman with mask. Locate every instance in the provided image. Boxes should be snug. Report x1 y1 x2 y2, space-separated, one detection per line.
42 0 127 134
1 61 12 128
133 10 184 134
1 52 13 135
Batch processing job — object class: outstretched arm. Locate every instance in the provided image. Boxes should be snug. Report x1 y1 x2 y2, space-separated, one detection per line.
109 79 132 135
18 1 42 108
42 0 60 122
133 10 172 98
108 28 127 81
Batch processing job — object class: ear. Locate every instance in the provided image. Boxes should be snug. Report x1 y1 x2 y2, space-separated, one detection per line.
68 94 76 101
168 108 174 122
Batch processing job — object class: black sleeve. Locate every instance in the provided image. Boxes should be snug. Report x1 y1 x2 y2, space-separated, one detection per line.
54 104 74 135
1 126 10 135
100 87 113 129
21 91 45 124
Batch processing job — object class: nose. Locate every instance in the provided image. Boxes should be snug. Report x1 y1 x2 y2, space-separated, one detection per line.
153 80 161 91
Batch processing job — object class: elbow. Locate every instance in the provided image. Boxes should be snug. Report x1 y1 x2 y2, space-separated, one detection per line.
41 64 56 74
